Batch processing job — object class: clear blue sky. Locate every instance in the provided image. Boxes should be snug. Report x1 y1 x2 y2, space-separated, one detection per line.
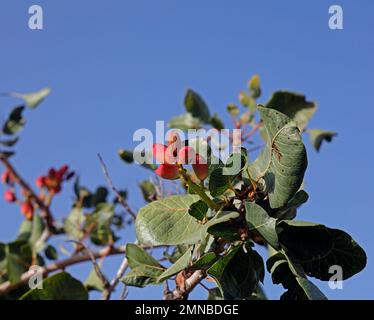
0 0 373 299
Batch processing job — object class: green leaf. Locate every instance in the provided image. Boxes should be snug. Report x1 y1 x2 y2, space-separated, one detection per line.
210 113 225 130
208 168 232 197
272 189 309 219
44 245 58 260
118 149 157 170
189 200 209 221
20 272 88 300
91 186 108 205
2 106 25 135
118 149 134 163
267 252 327 300
248 75 261 99
245 201 279 249
227 104 240 116
64 208 86 240
207 221 242 242
184 89 211 123
247 106 307 209
163 245 190 264
206 211 242 241
135 195 207 246
207 287 223 300
2 241 32 284
158 247 193 282
87 203 115 246
265 91 316 131
308 129 337 152
192 252 217 269
85 266 104 292
276 220 367 280
0 137 19 147
10 87 50 109
208 151 247 197
207 244 264 300
122 244 164 287
168 113 202 130
139 180 157 202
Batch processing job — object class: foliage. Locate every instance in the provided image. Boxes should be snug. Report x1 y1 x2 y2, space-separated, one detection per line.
0 76 366 300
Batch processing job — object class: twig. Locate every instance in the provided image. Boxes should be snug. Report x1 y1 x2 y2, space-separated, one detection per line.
0 245 124 295
97 153 136 221
102 254 129 300
68 240 110 291
0 244 166 296
241 122 262 141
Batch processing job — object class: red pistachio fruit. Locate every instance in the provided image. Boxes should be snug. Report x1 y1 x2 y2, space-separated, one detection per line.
192 154 209 181
178 146 196 164
4 190 16 203
152 143 168 164
35 176 46 188
20 201 34 220
154 163 179 180
1 170 14 185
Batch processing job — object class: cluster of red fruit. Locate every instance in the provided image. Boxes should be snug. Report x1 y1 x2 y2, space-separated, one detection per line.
152 135 209 181
35 165 74 195
1 165 74 220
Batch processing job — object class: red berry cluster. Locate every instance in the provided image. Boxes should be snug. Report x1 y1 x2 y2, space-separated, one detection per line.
1 165 74 220
35 164 74 195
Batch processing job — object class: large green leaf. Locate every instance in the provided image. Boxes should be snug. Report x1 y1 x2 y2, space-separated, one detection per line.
265 91 316 131
121 244 164 287
9 87 50 109
207 244 264 300
135 195 207 246
158 247 193 282
276 220 367 280
267 251 327 300
245 201 279 249
184 89 211 123
20 272 88 300
247 106 307 209
308 129 337 152
272 189 309 219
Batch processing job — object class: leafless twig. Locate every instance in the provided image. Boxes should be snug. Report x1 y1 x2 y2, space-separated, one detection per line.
97 153 136 220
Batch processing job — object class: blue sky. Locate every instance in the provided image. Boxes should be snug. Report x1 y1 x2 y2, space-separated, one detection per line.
0 0 373 299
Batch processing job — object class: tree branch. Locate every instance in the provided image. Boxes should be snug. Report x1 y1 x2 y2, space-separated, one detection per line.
0 155 56 232
97 153 137 221
168 270 206 300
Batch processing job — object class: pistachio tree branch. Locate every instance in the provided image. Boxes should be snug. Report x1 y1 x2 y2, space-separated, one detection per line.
102 254 129 300
97 153 137 220
0 155 56 232
168 270 207 300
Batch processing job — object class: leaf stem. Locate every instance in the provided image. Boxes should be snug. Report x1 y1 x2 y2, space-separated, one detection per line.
177 164 220 211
